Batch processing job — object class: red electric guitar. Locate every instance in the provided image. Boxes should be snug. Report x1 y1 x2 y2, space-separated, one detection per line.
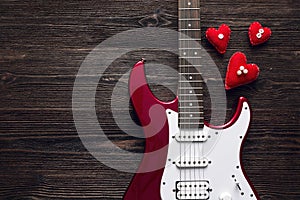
124 0 260 199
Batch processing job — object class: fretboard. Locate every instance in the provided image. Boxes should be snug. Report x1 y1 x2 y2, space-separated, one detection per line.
178 0 204 129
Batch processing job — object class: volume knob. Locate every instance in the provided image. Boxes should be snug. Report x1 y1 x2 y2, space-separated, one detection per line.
219 192 232 200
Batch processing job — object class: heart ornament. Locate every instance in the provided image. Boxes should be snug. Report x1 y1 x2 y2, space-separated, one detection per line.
249 22 272 46
225 52 260 90
206 24 231 54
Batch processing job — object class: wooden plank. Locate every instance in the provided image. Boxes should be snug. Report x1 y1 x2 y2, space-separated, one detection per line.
0 0 299 199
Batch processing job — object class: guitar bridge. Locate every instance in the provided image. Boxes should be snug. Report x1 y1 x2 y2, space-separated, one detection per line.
175 180 210 200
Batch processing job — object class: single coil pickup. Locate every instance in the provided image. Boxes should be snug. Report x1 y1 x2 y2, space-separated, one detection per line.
175 158 209 168
175 131 208 142
176 180 210 200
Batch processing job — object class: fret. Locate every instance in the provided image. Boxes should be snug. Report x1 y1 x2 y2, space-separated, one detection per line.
180 94 203 96
180 112 203 114
179 56 202 59
179 116 204 119
179 8 200 10
179 122 204 126
179 91 203 95
180 117 204 120
179 71 202 76
179 64 202 66
179 99 203 103
179 122 204 125
179 47 202 50
178 87 203 90
178 83 203 89
179 99 203 102
179 80 204 83
179 106 204 109
180 111 203 114
180 115 203 118
179 18 200 21
179 29 201 31
179 38 201 41
179 69 202 71
179 72 202 74
179 67 202 71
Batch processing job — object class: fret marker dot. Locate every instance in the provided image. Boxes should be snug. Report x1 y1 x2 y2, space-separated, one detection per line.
183 52 187 55
188 2 191 6
194 52 198 55
189 103 193 106
188 24 192 27
190 114 193 117
189 76 193 80
189 90 193 94
218 33 224 40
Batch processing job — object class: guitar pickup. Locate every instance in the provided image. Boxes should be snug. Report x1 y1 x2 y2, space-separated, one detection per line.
175 157 209 168
176 180 210 200
175 130 208 142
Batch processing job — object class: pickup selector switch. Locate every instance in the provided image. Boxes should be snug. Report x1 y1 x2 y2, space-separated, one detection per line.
219 192 232 200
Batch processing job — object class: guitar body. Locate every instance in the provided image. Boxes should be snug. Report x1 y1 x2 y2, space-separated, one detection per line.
123 61 259 200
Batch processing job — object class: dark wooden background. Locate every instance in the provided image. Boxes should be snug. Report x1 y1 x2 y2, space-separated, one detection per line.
0 0 299 199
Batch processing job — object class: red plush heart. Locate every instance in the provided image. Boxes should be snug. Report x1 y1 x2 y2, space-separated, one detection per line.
206 24 231 54
225 52 260 90
248 22 271 46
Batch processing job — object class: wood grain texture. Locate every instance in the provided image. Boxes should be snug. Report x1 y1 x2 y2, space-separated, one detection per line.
0 0 299 199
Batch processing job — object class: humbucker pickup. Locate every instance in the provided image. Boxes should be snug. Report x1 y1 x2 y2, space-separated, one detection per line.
176 180 210 200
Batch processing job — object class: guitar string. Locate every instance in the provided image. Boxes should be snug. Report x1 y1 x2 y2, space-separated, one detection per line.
182 0 188 194
194 0 201 196
179 0 182 196
184 0 191 194
195 0 199 197
180 0 188 197
186 0 189 197
200 0 206 196
198 0 203 197
188 6 192 197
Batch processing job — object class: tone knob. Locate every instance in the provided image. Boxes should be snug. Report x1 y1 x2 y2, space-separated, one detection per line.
219 192 232 200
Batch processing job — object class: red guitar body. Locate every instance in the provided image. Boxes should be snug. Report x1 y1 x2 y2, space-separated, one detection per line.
123 61 259 200
123 60 178 200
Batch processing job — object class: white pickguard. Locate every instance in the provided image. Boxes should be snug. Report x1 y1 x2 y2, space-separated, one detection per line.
160 101 258 200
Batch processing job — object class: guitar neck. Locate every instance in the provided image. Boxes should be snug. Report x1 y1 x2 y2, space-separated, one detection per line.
178 0 204 129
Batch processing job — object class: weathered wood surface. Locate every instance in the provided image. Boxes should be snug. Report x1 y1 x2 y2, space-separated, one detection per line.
0 0 299 199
